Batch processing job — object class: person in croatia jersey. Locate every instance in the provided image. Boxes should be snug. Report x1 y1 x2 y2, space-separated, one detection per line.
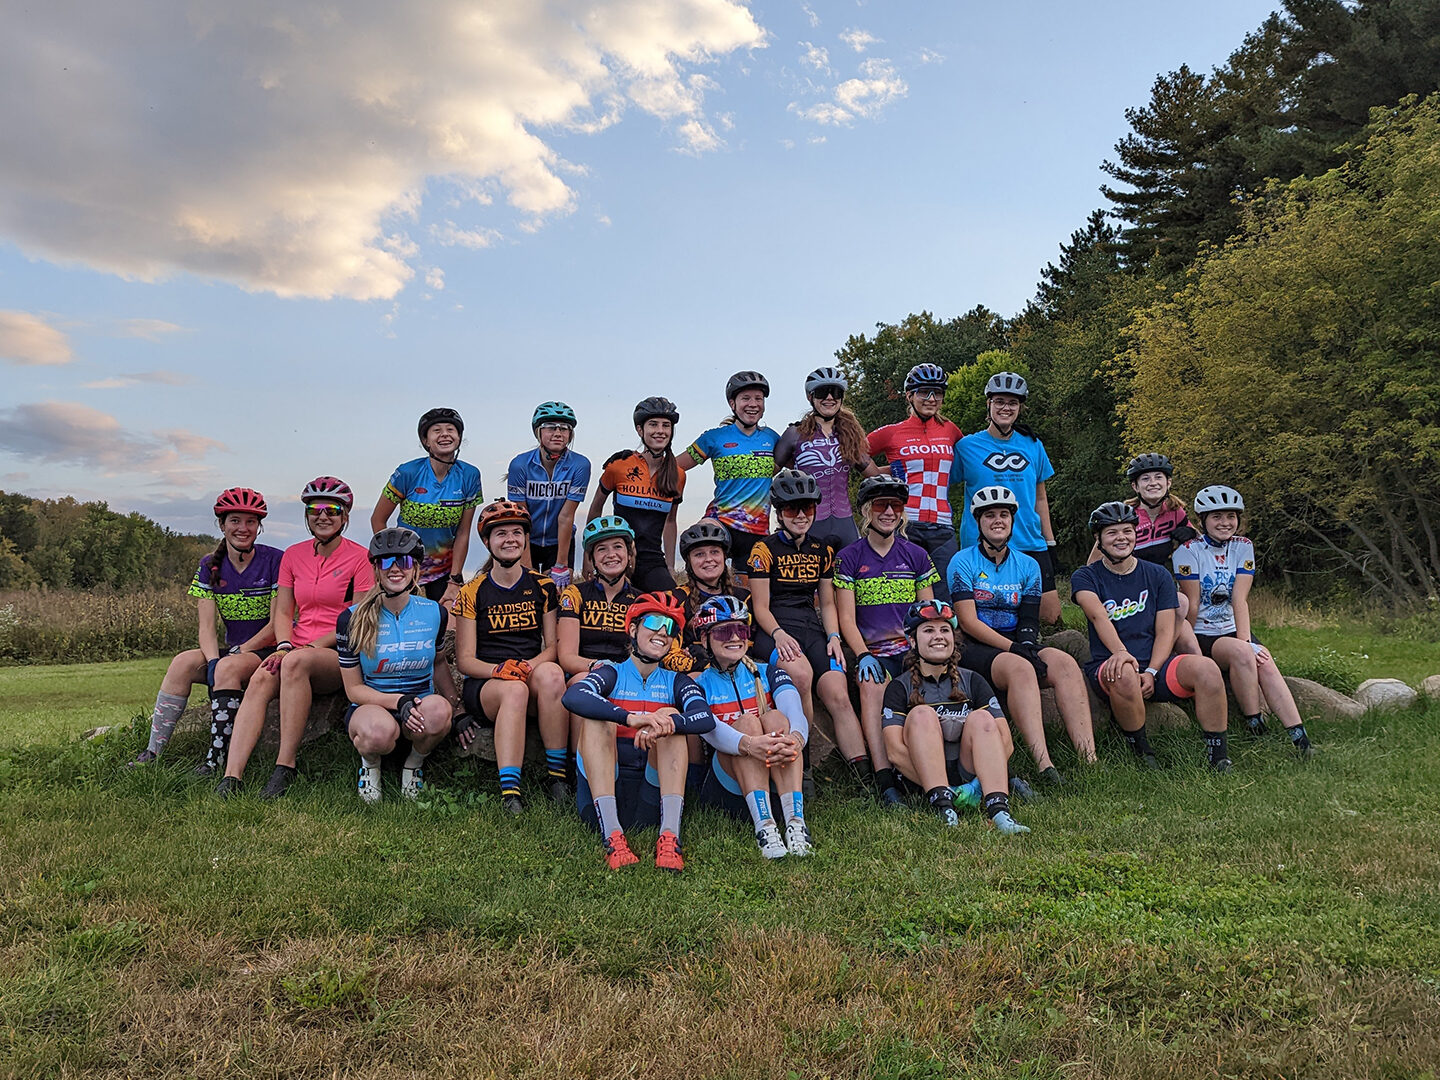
865 363 962 602
507 401 591 587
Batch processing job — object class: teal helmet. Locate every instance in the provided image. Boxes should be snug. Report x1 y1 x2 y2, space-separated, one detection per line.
532 401 577 430
582 515 635 552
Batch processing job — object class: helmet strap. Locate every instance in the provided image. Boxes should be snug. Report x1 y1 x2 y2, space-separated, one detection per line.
428 448 458 467
1138 493 1164 511
1100 543 1133 568
596 568 627 587
979 533 1009 560
492 554 522 569
866 521 896 540
626 629 667 664
989 417 1014 437
382 584 412 599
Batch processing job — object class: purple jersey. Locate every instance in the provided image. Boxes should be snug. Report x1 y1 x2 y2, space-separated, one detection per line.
187 544 284 649
833 535 940 657
775 423 859 522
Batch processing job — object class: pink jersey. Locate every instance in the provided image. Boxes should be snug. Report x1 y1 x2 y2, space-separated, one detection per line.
278 538 374 646
1134 502 1194 562
866 416 964 526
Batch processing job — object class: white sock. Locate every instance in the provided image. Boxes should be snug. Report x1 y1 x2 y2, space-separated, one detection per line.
402 748 426 770
360 755 381 771
745 789 774 830
780 790 804 825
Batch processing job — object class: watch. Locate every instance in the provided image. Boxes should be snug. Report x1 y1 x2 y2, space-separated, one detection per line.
1144 666 1158 677
449 573 464 585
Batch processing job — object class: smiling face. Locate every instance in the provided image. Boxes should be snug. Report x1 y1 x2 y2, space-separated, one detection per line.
1098 522 1137 559
377 557 419 594
1132 470 1171 505
304 501 348 541
914 620 955 662
639 418 673 452
487 522 527 562
987 393 1022 429
591 536 631 578
220 512 260 551
423 422 460 459
686 543 726 587
630 617 676 661
978 506 1013 546
810 387 843 418
777 501 817 540
705 621 751 666
908 388 943 419
730 388 766 427
1203 509 1240 542
536 423 572 456
867 497 905 533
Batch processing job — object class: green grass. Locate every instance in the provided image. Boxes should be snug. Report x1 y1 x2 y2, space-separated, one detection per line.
1 662 1438 1078
0 658 202 749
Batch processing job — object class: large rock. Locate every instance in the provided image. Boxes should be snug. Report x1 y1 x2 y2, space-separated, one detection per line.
1419 674 1440 701
1354 678 1419 712
177 693 346 747
1146 702 1191 730
1284 676 1364 721
1044 629 1090 666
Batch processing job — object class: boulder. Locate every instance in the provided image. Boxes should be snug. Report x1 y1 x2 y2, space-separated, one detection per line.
1040 688 1063 731
1146 702 1192 730
1354 678 1418 712
1284 676 1363 721
1044 629 1090 666
1419 674 1440 701
176 693 346 748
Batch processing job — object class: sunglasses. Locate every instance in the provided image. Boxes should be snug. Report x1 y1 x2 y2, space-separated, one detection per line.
871 499 906 514
912 390 943 401
779 502 818 518
305 503 345 518
376 555 416 570
638 613 677 636
538 423 572 433
708 622 751 644
811 388 843 401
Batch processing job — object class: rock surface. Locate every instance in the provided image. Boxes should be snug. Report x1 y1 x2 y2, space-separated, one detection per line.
1419 674 1440 700
1354 678 1418 711
1284 677 1364 720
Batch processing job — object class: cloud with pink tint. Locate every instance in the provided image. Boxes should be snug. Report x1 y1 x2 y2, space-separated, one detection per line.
0 310 73 366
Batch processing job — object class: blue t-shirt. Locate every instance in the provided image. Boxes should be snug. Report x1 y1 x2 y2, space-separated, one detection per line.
381 457 484 584
956 430 1055 551
335 596 447 697
1069 559 1178 676
946 544 1042 635
506 448 592 549
685 425 778 536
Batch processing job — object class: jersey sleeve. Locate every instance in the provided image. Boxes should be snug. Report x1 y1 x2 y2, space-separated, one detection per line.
506 454 526 501
865 424 892 461
598 453 628 493
832 550 856 591
1068 564 1098 599
1236 538 1256 575
1019 553 1043 600
436 608 449 645
947 551 972 602
187 557 215 600
560 664 629 723
335 607 359 668
685 428 717 464
774 424 799 469
671 673 716 734
1154 565 1179 610
1035 438 1055 483
539 575 559 612
914 549 940 591
746 540 774 578
1171 544 1198 580
352 557 375 598
382 461 412 506
454 579 482 621
568 455 592 502
558 583 582 619
881 677 909 719
278 546 298 590
768 665 810 745
464 463 483 507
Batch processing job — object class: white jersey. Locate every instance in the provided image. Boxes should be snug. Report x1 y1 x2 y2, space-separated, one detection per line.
1171 536 1255 636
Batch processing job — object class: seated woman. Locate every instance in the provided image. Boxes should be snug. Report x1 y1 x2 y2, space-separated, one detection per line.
691 596 813 859
336 528 454 803
880 600 1030 835
666 519 748 673
1071 502 1232 771
218 477 373 800
452 500 568 813
1174 486 1314 756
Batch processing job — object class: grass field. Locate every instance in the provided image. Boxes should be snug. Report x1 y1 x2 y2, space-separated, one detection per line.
1 652 1439 1078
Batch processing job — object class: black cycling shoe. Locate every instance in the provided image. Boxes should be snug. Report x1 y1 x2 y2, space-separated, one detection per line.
1038 766 1066 788
214 775 243 799
194 760 218 779
1139 753 1163 771
1246 716 1269 737
879 786 905 809
1210 757 1234 773
501 793 525 816
259 764 297 801
546 779 573 806
127 749 159 769
1009 776 1037 803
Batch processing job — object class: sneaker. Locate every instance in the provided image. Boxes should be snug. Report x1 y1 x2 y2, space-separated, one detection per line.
602 830 639 870
755 820 787 860
952 777 982 809
1210 757 1233 773
259 765 296 801
546 779 573 806
1140 753 1163 770
214 775 242 799
127 749 158 768
400 765 424 800
1009 776 1036 803
879 785 905 809
989 810 1031 836
654 830 685 873
784 818 815 856
1038 765 1066 788
358 763 382 804
501 793 524 816
933 802 960 827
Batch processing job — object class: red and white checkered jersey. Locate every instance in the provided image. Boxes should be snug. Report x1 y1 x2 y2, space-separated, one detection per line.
866 416 964 526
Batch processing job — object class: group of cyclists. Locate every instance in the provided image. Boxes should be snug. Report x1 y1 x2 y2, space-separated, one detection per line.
133 364 1316 872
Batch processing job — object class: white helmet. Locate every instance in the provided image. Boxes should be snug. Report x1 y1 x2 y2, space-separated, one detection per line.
984 371 1028 399
970 486 1019 519
1193 485 1244 515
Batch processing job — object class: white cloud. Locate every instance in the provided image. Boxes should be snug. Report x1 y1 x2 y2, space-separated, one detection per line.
425 267 445 291
838 28 879 52
81 371 192 390
0 310 73 366
0 1 765 301
792 57 908 125
919 48 945 65
800 4 820 28
116 318 186 341
432 222 504 250
800 42 831 73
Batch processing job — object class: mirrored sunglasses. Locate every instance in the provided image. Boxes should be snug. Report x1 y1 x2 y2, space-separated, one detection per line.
376 555 416 570
638 613 677 635
305 503 345 517
708 622 751 644
811 387 843 401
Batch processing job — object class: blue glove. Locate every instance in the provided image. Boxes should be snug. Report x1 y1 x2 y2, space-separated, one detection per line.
856 654 885 683
549 565 572 590
205 658 221 688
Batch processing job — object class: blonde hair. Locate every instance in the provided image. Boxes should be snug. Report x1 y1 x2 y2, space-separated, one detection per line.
345 564 419 659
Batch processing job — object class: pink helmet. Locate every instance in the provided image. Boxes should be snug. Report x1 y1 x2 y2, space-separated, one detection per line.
213 487 267 520
300 475 353 510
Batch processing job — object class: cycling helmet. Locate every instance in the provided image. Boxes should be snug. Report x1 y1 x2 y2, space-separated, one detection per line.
693 595 751 636
531 401 577 430
678 519 730 560
805 366 847 398
633 396 680 426
856 475 910 508
476 499 531 542
301 476 354 510
213 487 267 520
903 363 947 394
725 371 770 401
904 598 958 636
1088 501 1139 534
970 486 1019 519
417 407 464 445
582 515 636 552
984 371 1028 399
625 591 687 634
1193 485 1244 516
1125 452 1174 481
368 527 424 561
770 468 820 506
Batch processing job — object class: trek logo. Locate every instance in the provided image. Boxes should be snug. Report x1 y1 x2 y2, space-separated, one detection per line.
982 452 1029 472
1103 589 1149 621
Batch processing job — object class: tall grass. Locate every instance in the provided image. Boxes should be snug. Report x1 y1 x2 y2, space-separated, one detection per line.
0 588 195 665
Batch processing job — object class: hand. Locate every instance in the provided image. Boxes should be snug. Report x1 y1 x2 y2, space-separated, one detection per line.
629 710 677 750
261 649 288 676
397 695 427 733
739 731 785 763
549 565 572 590
1100 652 1136 684
453 714 480 751
772 628 803 662
441 583 461 611
856 654 885 684
1010 641 1048 680
826 636 847 671
1251 641 1272 665
764 730 803 766
1139 672 1156 699
492 659 531 683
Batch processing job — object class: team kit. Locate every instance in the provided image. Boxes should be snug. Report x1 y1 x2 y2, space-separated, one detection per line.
134 367 1315 872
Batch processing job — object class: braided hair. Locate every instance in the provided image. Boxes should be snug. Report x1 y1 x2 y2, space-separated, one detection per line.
902 647 971 711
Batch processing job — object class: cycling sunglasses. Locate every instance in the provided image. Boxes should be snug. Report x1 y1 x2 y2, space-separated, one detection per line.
778 502 818 518
305 503 346 517
708 622 751 644
811 387 843 401
638 613 677 636
870 498 906 514
376 555 416 570
537 423 573 433
912 389 944 401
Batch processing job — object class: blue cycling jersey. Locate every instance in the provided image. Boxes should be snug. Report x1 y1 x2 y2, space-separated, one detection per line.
947 544 1042 634
956 430 1055 551
336 596 447 697
506 448 592 549
381 457 483 584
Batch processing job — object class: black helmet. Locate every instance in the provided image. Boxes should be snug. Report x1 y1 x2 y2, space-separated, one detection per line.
1088 501 1139 534
678 519 731 560
804 366 847 397
417 407 464 446
725 370 770 401
368 527 424 561
1125 452 1174 481
633 396 680 426
770 468 820 506
856 475 910 507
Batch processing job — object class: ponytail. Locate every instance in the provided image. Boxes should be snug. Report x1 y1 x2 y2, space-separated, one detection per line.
344 587 388 659
204 530 229 592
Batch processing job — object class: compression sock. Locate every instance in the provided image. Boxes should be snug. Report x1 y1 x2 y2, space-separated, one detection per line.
544 748 567 783
744 789 774 830
981 790 1010 821
1122 724 1155 758
660 794 684 837
402 748 426 770
780 790 805 825
146 691 189 756
593 795 621 837
205 691 241 768
1204 730 1231 766
1245 712 1267 736
926 785 955 811
1289 723 1312 751
498 765 522 799
848 754 872 783
873 766 898 795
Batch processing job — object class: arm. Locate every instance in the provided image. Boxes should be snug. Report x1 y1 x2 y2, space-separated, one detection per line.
1148 608 1176 672
370 495 398 534
835 585 867 659
452 615 499 680
1073 586 1138 679
769 666 809 746
748 574 800 661
663 505 680 569
1231 573 1254 643
449 506 476 579
678 447 703 470
955 597 1014 651
561 665 630 722
773 425 797 470
1034 480 1055 545
556 500 579 569
817 579 845 668
556 613 593 676
529 607 559 665
339 661 418 710
269 586 297 649
1177 580 1201 627
196 596 221 661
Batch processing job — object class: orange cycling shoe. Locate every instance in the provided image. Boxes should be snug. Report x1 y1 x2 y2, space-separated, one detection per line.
602 830 639 870
654 830 684 873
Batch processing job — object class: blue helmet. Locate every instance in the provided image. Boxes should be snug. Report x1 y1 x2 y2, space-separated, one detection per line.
581 515 635 551
904 363 947 394
693 595 751 636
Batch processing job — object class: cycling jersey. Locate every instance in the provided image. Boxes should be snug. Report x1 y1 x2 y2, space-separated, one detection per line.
278 539 374 647
865 416 963 527
1134 501 1195 564
833 536 940 657
947 544 1042 636
882 667 1003 729
686 425 778 536
563 659 719 744
505 448 592 549
187 544 284 648
558 578 641 663
336 596 447 697
598 451 684 561
1069 559 1178 676
746 531 834 612
956 430 1055 551
381 457 484 584
453 567 558 663
695 661 807 794
1172 535 1255 636
774 423 862 523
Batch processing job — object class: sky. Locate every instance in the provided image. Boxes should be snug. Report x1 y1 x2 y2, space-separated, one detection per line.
0 0 1280 566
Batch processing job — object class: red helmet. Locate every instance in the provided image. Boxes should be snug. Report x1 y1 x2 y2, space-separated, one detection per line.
625 591 687 635
476 499 531 542
301 475 354 510
213 487 267 520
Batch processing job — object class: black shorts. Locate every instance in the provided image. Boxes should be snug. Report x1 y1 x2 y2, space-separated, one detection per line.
575 737 661 832
1087 653 1194 704
341 701 428 738
632 555 676 592
958 642 1005 685
754 609 832 677
460 676 535 724
695 759 749 819
530 542 559 572
1020 548 1057 593
812 514 859 552
1196 631 1238 658
728 531 766 576
422 578 450 602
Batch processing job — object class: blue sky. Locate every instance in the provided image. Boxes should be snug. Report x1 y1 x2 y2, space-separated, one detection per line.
1 0 1277 563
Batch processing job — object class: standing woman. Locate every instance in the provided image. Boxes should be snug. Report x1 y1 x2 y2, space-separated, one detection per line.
132 487 282 774
680 371 777 581
218 477 374 799
774 367 880 551
956 373 1061 625
865 363 963 602
507 401 591 588
336 528 454 803
587 397 686 591
1173 486 1315 755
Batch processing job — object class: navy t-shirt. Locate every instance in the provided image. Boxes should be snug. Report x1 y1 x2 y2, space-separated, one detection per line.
1069 559 1178 675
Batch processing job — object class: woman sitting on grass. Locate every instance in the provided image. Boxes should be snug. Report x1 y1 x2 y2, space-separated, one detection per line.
336 528 454 804
132 487 282 775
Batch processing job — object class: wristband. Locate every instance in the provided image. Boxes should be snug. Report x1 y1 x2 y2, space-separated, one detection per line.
1144 666 1158 677
1046 539 1057 548
276 641 294 652
449 573 464 585
227 645 242 655
828 632 841 640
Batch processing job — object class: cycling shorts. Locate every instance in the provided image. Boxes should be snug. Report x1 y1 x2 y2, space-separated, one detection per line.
1088 654 1193 703
1019 547 1057 594
575 737 661 833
